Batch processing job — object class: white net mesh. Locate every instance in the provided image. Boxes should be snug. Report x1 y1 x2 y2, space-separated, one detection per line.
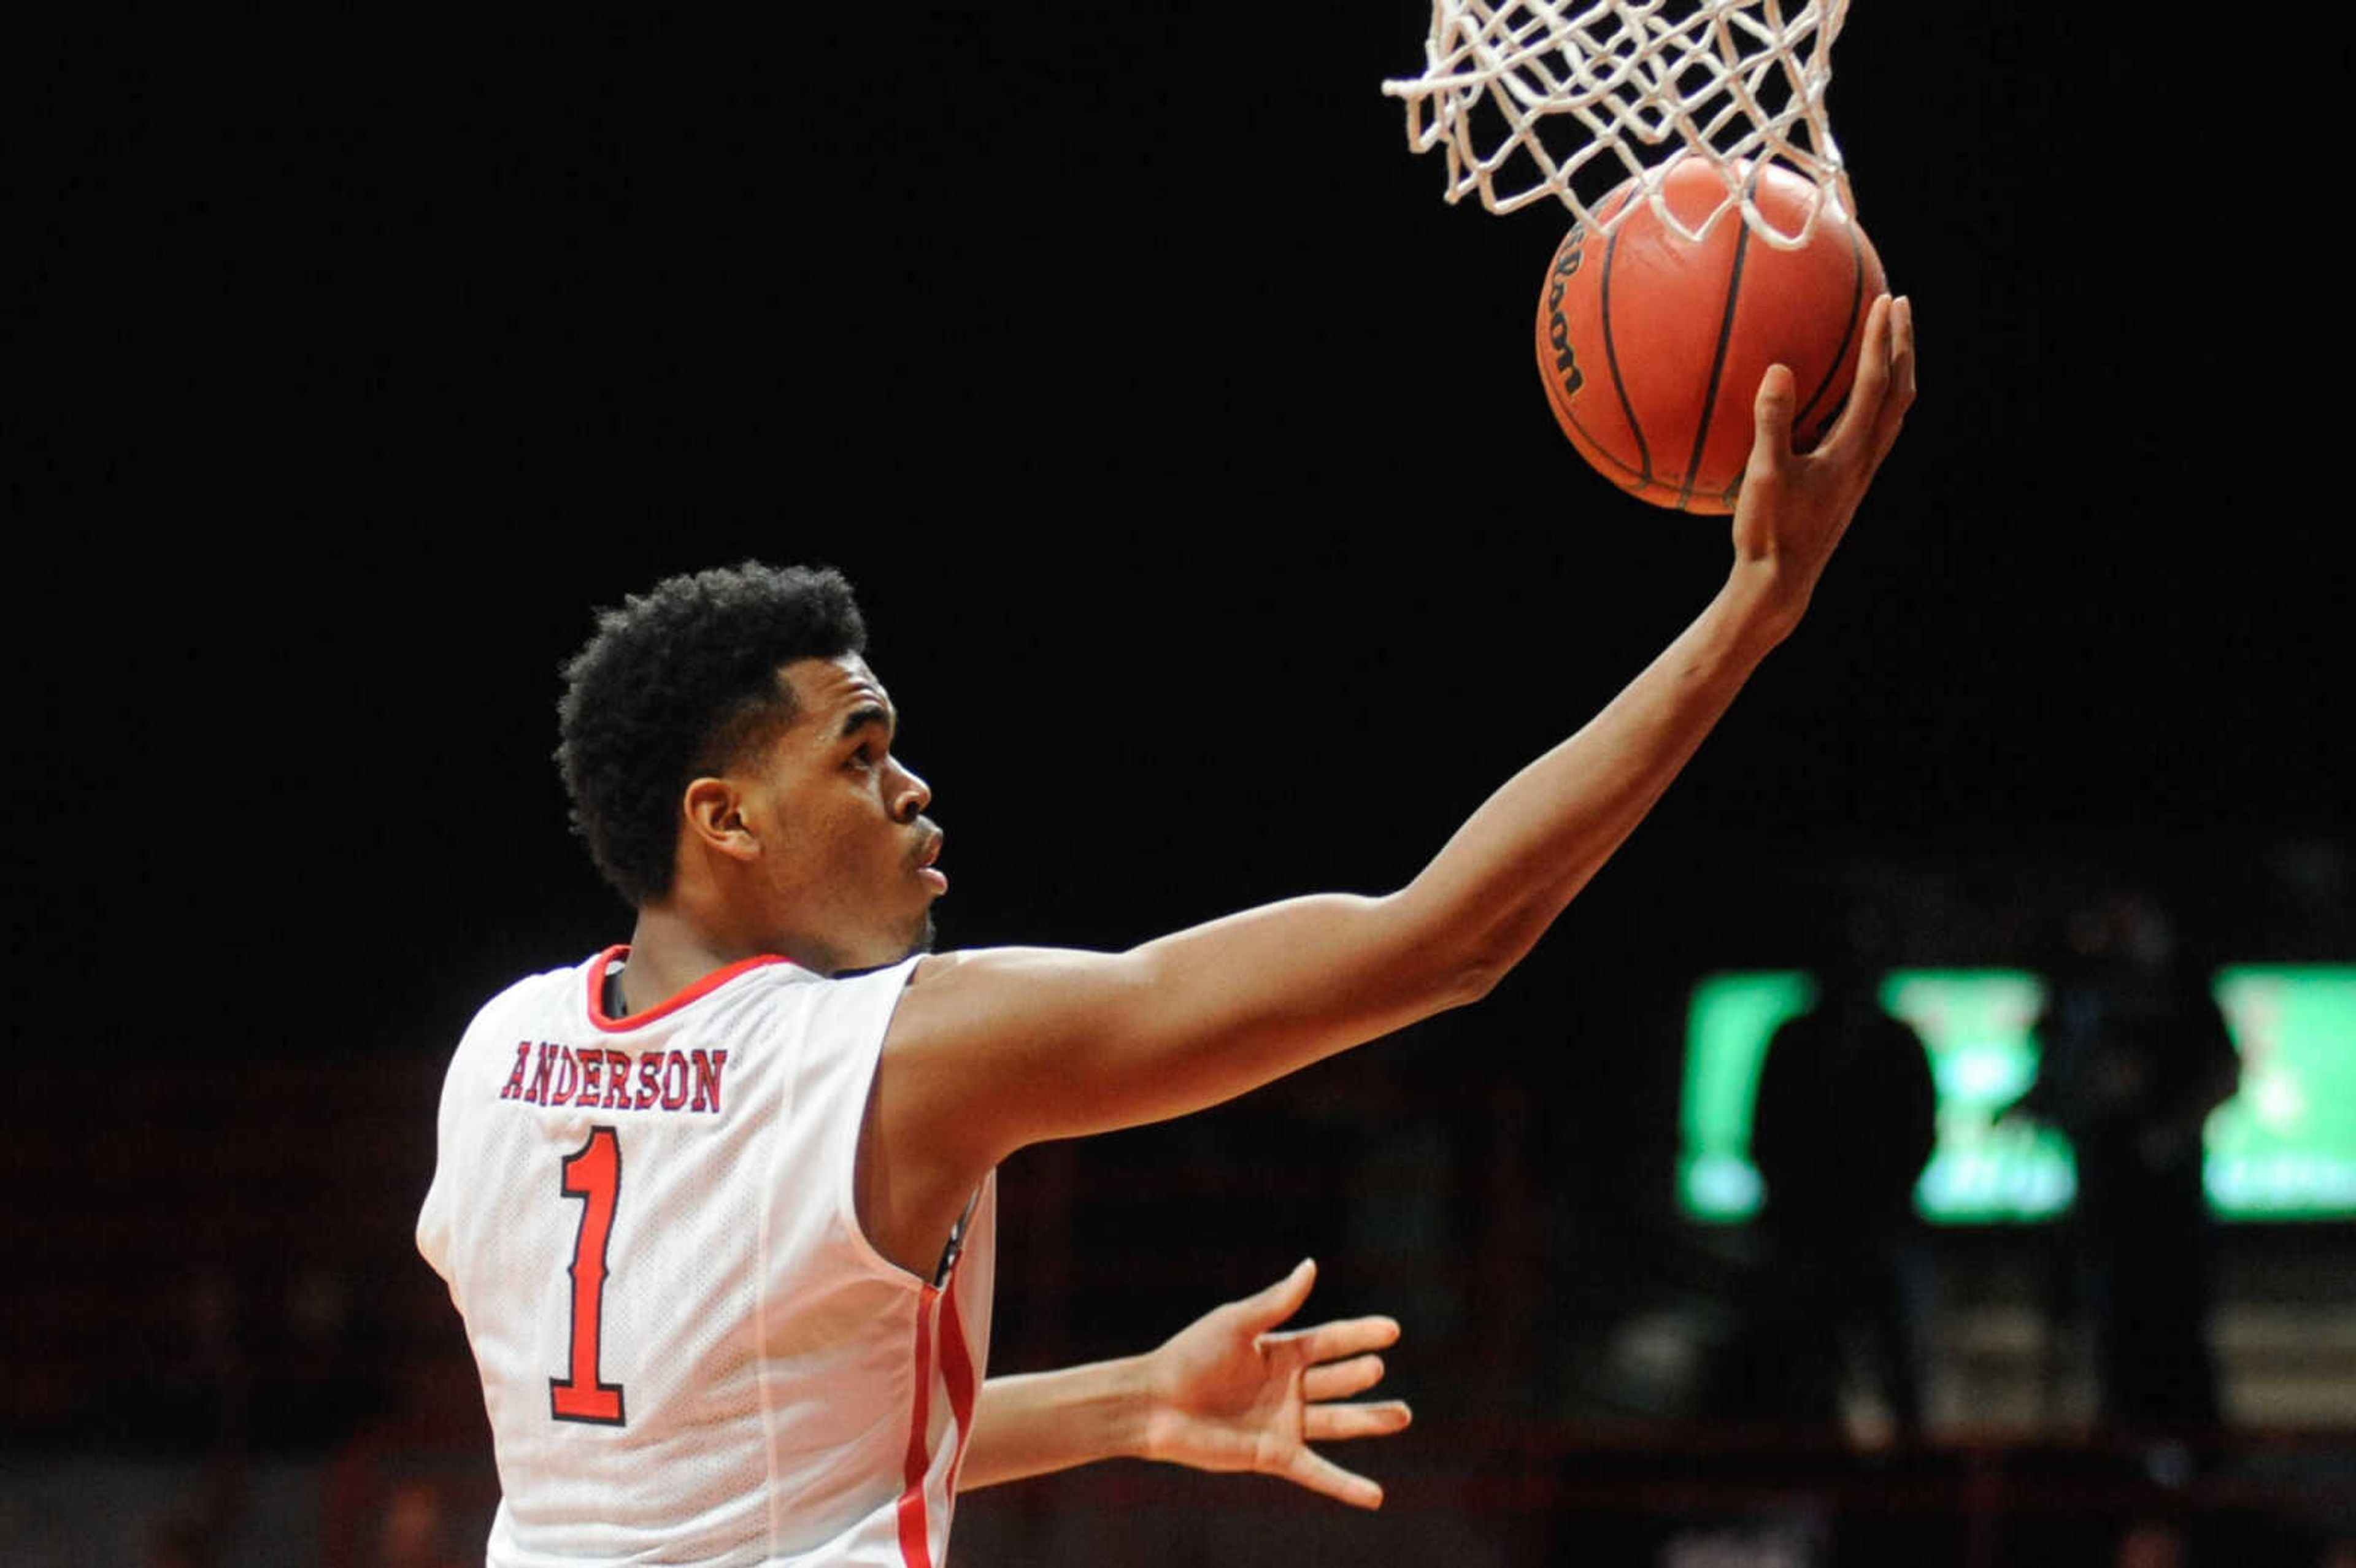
1383 0 1854 248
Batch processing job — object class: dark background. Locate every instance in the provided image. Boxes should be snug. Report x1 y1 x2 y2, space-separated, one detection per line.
17 5 2353 1564
30 3 2349 1055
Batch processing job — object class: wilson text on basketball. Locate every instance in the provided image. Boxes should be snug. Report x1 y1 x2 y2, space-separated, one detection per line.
1544 226 1589 399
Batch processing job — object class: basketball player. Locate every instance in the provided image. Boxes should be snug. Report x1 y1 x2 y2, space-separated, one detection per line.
418 296 1915 1565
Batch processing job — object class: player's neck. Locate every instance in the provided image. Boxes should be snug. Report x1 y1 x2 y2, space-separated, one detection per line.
617 904 780 1014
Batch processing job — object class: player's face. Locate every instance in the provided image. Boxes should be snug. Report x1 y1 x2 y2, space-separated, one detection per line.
741 655 944 976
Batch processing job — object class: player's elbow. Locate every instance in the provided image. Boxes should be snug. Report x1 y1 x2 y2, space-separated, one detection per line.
1383 871 1567 1016
1441 904 1555 1010
1363 890 1510 1014
1426 942 1513 1012
1459 951 1520 1008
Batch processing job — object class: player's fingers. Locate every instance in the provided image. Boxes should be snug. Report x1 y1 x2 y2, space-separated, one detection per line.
1822 293 1893 455
1279 1447 1387 1510
1836 294 1912 493
1236 1258 1318 1335
1870 294 1917 454
1303 1399 1414 1444
1263 1314 1401 1369
1746 362 1798 480
1301 1353 1388 1404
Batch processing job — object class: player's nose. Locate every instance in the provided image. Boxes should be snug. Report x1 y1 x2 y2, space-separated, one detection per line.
888 758 932 822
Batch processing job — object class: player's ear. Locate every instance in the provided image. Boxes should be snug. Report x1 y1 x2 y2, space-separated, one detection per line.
681 777 761 864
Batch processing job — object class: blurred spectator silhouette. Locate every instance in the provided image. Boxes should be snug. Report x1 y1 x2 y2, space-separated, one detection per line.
1738 902 1940 1444
2011 887 2240 1435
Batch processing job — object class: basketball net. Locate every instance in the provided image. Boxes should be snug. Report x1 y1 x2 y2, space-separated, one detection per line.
1384 0 1854 248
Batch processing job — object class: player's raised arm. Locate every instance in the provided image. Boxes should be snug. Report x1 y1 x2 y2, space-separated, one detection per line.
874 297 1915 1234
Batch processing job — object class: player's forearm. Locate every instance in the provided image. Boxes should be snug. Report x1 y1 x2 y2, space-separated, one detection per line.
1394 566 1796 990
958 1356 1155 1492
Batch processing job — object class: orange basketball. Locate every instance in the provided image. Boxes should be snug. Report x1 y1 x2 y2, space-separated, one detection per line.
1534 159 1886 513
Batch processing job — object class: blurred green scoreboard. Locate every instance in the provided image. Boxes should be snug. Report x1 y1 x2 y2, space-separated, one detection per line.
1677 966 2356 1224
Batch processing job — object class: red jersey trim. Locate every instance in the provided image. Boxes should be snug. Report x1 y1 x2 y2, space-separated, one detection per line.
938 1267 980 1483
892 1260 982 1568
583 945 792 1034
895 1284 943 1568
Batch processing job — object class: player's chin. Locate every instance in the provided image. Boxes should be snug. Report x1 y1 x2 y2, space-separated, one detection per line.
839 911 936 977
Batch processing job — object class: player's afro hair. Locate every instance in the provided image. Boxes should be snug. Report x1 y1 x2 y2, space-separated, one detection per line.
556 561 868 906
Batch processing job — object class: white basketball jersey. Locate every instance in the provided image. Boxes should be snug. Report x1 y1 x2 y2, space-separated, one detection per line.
417 947 996 1567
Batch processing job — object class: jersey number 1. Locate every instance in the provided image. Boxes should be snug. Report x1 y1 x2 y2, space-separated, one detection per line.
552 1126 627 1425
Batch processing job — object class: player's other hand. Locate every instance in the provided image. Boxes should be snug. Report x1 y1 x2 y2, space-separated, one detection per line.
1140 1258 1411 1509
1732 292 1917 631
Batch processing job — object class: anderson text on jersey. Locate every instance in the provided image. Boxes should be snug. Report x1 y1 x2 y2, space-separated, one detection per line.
498 1041 730 1114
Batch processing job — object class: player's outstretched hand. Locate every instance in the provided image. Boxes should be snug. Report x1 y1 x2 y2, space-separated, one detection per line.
1732 292 1917 629
1141 1259 1411 1509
